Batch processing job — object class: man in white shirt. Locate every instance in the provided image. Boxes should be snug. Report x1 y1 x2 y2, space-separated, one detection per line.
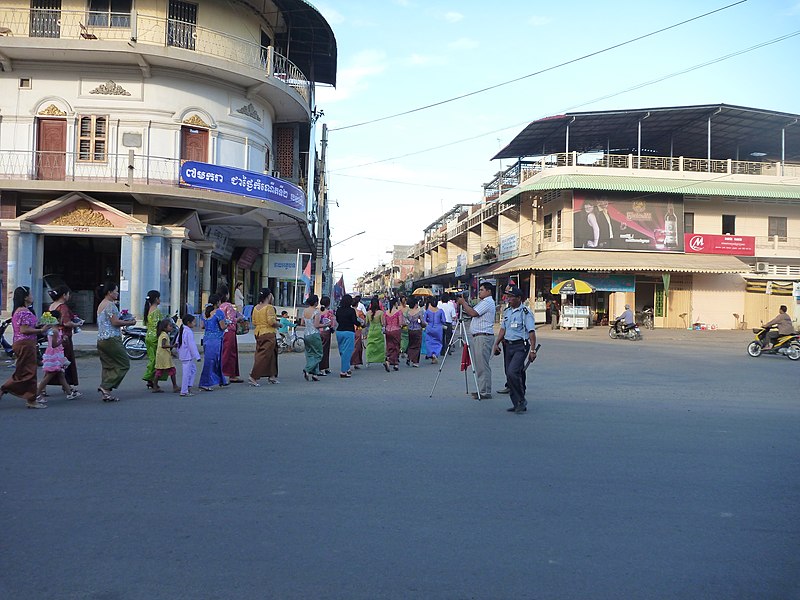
456 281 497 399
437 293 457 355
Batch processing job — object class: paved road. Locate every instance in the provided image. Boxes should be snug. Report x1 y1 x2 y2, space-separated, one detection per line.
1 328 798 599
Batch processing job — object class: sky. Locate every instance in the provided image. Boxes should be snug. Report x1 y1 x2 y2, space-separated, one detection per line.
313 0 800 289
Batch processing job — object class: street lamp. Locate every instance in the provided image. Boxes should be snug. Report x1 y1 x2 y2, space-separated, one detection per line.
331 230 366 247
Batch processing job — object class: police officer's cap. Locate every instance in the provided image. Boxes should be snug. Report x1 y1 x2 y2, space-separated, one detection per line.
507 285 523 297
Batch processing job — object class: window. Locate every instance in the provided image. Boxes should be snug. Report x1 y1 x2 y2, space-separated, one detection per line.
87 0 132 27
543 213 553 239
684 212 694 234
77 115 107 162
556 209 562 242
722 214 735 235
168 0 198 50
260 30 272 69
768 216 787 241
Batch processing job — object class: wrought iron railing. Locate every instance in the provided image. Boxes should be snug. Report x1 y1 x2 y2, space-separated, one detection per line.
0 9 310 103
482 152 800 201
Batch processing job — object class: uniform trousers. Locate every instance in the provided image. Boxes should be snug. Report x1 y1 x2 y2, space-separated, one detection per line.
503 339 529 408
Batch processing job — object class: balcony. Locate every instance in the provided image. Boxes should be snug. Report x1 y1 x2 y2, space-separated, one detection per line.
483 153 800 202
0 9 310 104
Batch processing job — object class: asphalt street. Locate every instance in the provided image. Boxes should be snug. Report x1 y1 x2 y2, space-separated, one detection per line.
1 328 798 599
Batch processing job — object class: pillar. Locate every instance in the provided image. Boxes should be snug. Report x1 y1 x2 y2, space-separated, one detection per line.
201 249 212 307
34 234 44 315
260 225 270 289
130 233 143 321
170 238 182 317
5 230 18 313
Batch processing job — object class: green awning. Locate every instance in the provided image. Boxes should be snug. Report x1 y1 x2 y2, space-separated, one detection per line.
514 174 800 200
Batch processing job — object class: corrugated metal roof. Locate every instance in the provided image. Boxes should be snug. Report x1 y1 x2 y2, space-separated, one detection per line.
519 174 800 200
485 250 750 275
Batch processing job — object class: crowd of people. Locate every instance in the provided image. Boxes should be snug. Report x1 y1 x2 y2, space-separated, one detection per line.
1 280 538 414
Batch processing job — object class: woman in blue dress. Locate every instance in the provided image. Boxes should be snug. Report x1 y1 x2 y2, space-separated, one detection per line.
200 294 227 391
424 298 445 364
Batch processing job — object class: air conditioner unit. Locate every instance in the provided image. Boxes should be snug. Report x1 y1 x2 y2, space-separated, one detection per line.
755 261 769 273
271 170 281 179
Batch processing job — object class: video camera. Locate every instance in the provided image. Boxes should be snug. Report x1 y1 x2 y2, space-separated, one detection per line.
446 286 470 300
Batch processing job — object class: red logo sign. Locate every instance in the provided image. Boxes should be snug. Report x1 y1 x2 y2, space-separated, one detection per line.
684 234 755 256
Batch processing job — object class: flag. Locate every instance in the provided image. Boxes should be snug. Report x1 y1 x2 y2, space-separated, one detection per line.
460 343 471 372
333 275 345 304
300 257 312 300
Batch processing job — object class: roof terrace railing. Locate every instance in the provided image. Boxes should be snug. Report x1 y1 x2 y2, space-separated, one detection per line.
0 9 310 103
483 153 800 202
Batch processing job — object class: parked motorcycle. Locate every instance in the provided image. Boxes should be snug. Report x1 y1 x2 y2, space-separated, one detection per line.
122 313 179 360
609 318 642 341
641 308 654 330
1 318 15 360
746 326 800 360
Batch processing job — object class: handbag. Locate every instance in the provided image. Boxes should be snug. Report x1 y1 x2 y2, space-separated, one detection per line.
236 320 250 335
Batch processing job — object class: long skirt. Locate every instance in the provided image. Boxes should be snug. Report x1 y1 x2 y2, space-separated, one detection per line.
385 330 401 365
426 325 443 357
221 330 240 378
420 329 428 358
400 328 409 354
365 325 386 364
143 336 167 382
59 334 79 387
407 329 422 364
200 336 225 387
336 331 355 374
251 333 278 379
320 329 332 371
1 339 38 402
351 329 364 367
304 332 323 375
97 337 130 391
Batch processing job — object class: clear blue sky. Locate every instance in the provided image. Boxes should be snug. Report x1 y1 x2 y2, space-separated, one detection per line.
314 0 800 287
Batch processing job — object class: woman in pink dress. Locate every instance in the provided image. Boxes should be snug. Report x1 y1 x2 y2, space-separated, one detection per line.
217 284 243 383
384 298 405 371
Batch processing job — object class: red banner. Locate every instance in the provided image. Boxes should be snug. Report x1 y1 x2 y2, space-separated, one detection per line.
684 233 755 256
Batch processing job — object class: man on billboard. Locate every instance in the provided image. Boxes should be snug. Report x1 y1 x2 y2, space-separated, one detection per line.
595 197 619 249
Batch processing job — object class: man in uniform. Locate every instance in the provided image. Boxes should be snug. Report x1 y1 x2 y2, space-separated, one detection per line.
493 286 537 414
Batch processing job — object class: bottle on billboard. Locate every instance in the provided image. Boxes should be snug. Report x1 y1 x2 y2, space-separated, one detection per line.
664 202 678 249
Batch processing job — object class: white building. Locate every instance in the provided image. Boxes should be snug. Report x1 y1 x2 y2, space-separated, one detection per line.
0 0 336 319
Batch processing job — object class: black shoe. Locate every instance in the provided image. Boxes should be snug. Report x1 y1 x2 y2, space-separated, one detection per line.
497 387 510 394
514 406 527 414
506 406 517 412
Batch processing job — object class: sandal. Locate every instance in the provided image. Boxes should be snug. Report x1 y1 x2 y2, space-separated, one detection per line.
98 387 120 402
383 361 390 373
268 378 279 384
302 370 309 381
66 390 82 400
199 386 214 392
152 388 164 393
27 401 47 409
248 378 261 387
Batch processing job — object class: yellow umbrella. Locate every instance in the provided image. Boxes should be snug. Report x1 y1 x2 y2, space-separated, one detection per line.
551 278 595 295
412 287 435 296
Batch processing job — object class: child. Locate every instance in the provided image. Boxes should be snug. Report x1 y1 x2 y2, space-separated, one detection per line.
36 309 76 402
278 310 294 343
152 318 179 393
176 314 201 396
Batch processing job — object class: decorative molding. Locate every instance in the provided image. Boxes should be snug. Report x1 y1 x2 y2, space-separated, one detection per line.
183 114 211 128
38 104 66 116
235 103 261 122
51 203 115 227
90 80 132 96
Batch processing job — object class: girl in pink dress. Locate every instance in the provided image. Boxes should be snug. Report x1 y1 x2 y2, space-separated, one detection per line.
36 309 75 401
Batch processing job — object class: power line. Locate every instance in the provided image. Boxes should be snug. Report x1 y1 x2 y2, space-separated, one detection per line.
330 173 476 193
329 0 748 132
329 29 800 173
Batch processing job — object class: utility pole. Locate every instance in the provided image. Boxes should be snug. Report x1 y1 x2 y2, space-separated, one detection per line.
314 123 328 296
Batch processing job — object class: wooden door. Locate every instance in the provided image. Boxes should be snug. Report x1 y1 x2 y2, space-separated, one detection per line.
181 126 208 163
36 118 66 180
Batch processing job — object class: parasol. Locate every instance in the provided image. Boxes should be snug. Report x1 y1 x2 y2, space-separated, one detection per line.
550 278 595 295
412 287 434 296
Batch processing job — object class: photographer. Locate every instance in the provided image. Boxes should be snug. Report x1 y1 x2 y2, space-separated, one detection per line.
492 286 537 414
456 281 496 399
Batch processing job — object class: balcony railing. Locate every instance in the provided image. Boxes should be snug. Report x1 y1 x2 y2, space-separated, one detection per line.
482 153 800 201
0 9 310 103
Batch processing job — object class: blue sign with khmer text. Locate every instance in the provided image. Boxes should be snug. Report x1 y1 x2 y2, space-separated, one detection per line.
180 161 306 212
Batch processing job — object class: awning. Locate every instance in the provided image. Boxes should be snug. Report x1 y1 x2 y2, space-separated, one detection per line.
469 257 519 277
517 174 800 200
480 250 750 275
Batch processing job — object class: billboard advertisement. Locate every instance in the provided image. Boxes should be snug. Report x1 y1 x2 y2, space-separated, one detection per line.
573 191 684 252
684 233 755 256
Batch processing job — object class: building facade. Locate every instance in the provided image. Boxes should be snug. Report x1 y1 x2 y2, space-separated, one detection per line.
0 0 336 319
410 105 800 330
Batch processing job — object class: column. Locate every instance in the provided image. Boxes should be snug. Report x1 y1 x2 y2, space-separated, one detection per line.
201 249 212 307
130 233 143 320
34 234 44 314
5 230 18 313
260 224 270 289
170 238 182 317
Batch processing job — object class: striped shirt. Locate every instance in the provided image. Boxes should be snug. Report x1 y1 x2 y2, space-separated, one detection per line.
469 296 496 335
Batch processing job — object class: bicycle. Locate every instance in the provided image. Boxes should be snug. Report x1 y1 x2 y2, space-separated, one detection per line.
277 327 305 353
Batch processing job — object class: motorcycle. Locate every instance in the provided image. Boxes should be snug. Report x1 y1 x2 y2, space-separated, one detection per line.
609 317 642 341
746 326 800 360
1 318 15 361
641 308 654 330
122 312 179 360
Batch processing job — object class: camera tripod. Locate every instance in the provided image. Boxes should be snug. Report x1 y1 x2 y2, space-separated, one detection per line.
429 305 482 399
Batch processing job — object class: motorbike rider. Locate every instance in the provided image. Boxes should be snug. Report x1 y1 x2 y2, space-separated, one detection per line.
617 304 635 331
762 305 795 348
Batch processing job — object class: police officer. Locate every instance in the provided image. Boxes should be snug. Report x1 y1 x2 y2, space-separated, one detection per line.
493 286 537 414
